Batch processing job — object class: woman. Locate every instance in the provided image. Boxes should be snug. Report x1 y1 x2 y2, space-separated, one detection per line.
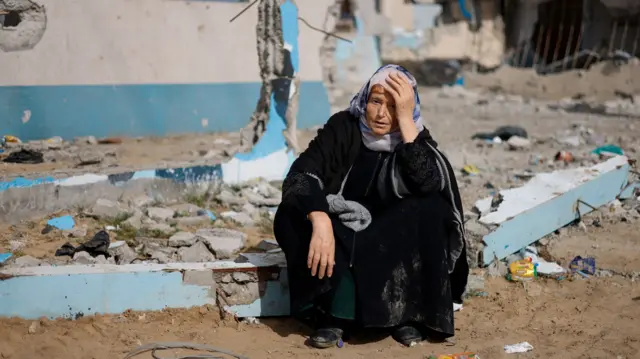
274 64 469 348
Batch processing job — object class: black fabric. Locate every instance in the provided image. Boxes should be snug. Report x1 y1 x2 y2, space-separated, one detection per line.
274 111 469 338
55 230 110 257
3 149 44 164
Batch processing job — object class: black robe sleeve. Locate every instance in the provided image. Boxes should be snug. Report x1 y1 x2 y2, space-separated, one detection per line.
281 111 357 216
376 129 445 200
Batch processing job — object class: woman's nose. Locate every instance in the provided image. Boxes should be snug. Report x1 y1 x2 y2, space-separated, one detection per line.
377 105 386 118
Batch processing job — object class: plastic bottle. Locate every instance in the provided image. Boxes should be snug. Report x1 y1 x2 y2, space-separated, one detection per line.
507 257 538 282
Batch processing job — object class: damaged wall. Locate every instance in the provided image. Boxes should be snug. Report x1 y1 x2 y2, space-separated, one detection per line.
0 0 46 52
381 0 506 69
0 0 332 142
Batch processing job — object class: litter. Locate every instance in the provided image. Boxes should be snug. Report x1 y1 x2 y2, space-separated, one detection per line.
569 256 596 276
0 253 12 264
504 341 534 354
471 125 528 141
55 230 110 257
462 164 480 176
428 352 479 359
2 149 44 164
592 144 624 157
507 258 537 282
46 215 75 231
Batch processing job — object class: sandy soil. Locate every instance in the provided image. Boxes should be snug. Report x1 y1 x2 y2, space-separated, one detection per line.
0 274 638 359
1 90 639 358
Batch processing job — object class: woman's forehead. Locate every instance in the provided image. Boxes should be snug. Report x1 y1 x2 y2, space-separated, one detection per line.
370 84 386 95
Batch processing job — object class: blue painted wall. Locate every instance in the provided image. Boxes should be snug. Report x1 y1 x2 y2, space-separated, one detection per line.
0 82 330 142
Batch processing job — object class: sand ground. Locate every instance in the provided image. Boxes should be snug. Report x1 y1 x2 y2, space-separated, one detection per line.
1 88 639 359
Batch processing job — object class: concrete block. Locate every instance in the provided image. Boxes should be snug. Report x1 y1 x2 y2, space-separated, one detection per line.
475 156 633 265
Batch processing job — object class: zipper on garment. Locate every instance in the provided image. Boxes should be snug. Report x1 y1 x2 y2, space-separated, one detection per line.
350 153 382 267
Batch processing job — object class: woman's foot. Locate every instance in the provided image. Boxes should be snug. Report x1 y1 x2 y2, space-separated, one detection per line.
392 325 423 346
309 327 344 349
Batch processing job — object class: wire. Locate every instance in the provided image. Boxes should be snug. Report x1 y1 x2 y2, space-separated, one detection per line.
123 342 250 359
228 0 352 43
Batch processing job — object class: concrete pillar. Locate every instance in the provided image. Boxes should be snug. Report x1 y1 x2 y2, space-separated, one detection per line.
223 0 299 183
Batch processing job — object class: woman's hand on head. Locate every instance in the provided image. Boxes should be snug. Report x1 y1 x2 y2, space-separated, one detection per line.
307 211 335 279
386 73 419 143
385 73 415 125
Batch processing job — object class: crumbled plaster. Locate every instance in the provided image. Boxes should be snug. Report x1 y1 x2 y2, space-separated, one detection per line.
0 0 47 52
240 0 301 153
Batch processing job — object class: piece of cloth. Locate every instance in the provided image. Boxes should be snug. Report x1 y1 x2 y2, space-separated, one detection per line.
347 64 423 152
55 230 110 257
276 110 469 338
3 149 44 164
324 167 372 232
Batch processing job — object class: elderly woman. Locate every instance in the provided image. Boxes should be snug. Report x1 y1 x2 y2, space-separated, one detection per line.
274 65 469 348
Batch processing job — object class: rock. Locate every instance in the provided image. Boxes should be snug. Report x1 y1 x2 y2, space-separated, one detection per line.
487 260 508 278
254 181 281 199
221 211 255 227
241 188 281 207
28 321 40 334
196 228 247 259
173 215 211 227
217 190 244 207
168 232 197 247
142 242 176 264
219 282 260 305
220 273 233 283
506 136 531 150
242 203 259 217
75 136 98 145
147 207 175 222
130 195 155 208
170 203 203 217
136 237 169 247
94 255 109 264
12 255 43 268
556 135 582 147
256 239 279 251
467 274 485 291
65 226 87 238
232 272 254 283
73 251 96 265
177 241 216 262
123 212 143 230
465 219 491 237
108 241 137 265
143 222 175 236
90 199 129 220
76 150 103 166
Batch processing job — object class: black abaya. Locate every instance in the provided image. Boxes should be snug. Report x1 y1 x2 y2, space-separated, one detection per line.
274 111 469 338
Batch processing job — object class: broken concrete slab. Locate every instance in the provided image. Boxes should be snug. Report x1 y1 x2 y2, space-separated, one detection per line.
0 258 288 320
474 156 634 266
197 228 247 259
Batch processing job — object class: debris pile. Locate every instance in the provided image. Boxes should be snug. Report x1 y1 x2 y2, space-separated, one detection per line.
0 179 284 268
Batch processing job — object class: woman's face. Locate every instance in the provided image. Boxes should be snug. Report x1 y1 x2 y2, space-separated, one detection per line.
365 84 398 136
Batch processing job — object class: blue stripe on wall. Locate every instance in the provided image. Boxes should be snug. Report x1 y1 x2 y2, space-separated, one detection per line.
0 81 330 141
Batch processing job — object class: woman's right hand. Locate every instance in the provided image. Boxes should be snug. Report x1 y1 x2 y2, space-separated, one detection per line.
307 211 335 279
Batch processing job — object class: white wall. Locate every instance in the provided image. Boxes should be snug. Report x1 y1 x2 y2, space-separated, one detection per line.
0 0 332 86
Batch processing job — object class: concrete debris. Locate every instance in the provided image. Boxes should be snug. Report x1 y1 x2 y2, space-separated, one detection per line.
72 251 96 265
177 241 216 263
108 241 137 265
147 207 175 222
220 211 255 227
89 199 129 220
168 232 197 247
197 228 247 259
472 155 635 265
170 203 203 217
9 255 43 268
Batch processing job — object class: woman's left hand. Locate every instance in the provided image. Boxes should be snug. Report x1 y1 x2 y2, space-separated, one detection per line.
385 73 415 124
